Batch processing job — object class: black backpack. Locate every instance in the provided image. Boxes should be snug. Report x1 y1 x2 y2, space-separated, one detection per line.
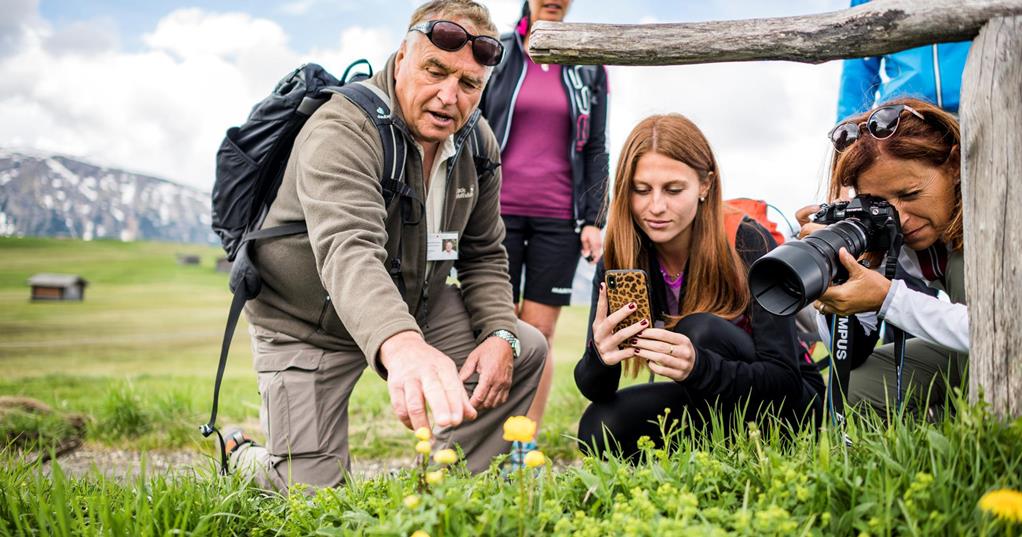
202 60 496 473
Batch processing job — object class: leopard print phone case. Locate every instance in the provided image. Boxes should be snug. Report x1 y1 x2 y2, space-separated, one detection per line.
605 269 652 348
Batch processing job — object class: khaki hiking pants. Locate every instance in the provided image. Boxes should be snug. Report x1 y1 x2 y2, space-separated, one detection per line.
232 284 547 492
848 338 968 415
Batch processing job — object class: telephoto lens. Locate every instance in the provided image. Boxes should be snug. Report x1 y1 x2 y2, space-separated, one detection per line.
747 196 899 316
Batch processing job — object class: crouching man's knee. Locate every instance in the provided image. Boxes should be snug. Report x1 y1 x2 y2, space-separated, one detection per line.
513 319 548 380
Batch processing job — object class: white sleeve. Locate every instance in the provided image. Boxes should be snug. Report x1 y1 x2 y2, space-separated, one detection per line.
879 279 970 353
813 309 878 349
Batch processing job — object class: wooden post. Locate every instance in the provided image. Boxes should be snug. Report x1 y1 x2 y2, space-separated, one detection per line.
525 0 1022 416
528 0 1022 66
960 16 1022 418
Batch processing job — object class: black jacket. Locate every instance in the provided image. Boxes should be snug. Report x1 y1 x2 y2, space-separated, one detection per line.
575 220 826 417
480 28 610 230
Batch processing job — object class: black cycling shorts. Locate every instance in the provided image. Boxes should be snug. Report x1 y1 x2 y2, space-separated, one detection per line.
502 215 581 307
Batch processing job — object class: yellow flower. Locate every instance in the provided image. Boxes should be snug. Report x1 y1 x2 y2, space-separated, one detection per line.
403 494 420 509
415 440 432 455
979 488 1022 523
426 470 444 485
414 427 432 441
433 448 458 466
503 415 537 443
411 531 430 537
524 450 546 468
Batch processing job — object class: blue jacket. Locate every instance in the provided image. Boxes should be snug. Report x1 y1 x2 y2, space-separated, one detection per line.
837 0 971 121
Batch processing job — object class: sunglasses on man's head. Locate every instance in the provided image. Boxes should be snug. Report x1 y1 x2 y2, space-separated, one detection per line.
409 20 504 67
828 104 926 152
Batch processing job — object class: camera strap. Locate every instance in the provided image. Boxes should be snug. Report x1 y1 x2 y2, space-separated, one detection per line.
826 314 854 426
893 326 907 412
882 219 907 413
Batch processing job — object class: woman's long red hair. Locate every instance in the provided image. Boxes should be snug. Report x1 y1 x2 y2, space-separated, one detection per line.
603 114 749 377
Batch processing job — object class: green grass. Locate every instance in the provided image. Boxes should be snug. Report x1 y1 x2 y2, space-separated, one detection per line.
1 400 1020 535
2 237 1022 535
0 237 593 459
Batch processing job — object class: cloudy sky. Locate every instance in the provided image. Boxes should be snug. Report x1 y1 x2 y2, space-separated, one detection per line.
1 0 852 225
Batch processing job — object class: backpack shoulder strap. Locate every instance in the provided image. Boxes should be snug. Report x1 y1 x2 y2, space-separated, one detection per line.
329 83 418 208
469 124 500 184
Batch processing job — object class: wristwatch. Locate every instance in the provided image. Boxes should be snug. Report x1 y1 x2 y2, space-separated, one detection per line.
490 329 521 359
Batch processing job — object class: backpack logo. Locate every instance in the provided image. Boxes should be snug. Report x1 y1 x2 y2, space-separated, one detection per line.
455 185 475 199
376 106 388 119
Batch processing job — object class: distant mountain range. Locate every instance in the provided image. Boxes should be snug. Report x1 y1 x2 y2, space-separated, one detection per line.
0 150 217 244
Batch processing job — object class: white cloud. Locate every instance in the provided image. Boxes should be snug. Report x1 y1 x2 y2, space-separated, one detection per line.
305 26 398 78
0 6 396 192
1 0 849 226
607 60 842 225
0 0 39 58
44 18 119 57
143 9 289 61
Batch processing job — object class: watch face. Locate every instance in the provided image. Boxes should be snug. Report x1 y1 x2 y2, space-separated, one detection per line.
494 330 519 358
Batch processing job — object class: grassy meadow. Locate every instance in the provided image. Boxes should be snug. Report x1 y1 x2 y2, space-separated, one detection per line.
2 236 1021 536
0 236 591 459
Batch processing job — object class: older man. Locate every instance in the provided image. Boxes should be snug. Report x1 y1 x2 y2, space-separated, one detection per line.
230 0 546 491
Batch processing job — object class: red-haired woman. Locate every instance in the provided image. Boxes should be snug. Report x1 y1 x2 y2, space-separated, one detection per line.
799 97 968 415
575 114 825 457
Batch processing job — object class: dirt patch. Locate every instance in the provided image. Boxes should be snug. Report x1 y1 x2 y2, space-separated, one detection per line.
43 448 416 482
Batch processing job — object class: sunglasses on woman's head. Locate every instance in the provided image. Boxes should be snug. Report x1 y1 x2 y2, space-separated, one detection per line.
828 104 926 152
409 20 504 67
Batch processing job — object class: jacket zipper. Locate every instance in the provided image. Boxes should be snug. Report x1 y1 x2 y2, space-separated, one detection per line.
562 67 582 232
932 44 943 109
500 34 529 152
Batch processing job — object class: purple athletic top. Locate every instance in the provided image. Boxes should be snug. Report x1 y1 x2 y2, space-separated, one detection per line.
500 57 574 220
660 267 684 316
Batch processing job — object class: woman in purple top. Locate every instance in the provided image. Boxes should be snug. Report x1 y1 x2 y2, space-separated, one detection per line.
576 114 824 459
480 0 610 438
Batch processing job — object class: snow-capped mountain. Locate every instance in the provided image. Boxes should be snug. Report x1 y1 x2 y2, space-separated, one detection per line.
0 149 217 244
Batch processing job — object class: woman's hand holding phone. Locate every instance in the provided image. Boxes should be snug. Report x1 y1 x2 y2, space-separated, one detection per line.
591 282 649 366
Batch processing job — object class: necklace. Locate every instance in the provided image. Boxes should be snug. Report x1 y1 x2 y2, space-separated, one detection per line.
658 264 684 287
540 63 549 72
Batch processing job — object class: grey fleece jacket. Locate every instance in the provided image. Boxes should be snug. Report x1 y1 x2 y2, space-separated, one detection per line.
245 54 517 375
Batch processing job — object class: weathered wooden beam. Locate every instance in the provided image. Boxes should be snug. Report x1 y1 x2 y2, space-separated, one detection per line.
529 0 1022 66
961 16 1022 419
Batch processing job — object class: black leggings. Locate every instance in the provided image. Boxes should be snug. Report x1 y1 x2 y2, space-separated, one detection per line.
577 313 792 459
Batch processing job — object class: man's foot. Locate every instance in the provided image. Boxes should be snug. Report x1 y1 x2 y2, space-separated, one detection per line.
223 428 254 457
509 440 538 470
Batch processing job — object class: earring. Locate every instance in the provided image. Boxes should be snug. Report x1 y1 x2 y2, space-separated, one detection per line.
699 196 705 203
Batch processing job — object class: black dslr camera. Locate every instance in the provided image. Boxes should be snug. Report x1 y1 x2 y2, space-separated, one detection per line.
748 195 902 316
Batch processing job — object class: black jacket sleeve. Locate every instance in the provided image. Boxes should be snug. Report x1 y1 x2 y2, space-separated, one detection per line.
582 67 610 228
574 261 623 402
675 221 806 408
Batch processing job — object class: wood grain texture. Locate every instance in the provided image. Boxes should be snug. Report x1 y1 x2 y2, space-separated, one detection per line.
529 0 1022 66
961 16 1022 418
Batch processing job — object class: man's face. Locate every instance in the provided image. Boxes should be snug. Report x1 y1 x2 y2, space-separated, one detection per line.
394 17 490 145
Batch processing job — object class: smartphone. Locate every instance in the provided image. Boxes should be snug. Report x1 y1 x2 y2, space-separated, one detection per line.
604 269 653 348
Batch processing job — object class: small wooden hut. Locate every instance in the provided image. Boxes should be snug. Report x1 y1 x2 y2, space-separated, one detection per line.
28 273 88 301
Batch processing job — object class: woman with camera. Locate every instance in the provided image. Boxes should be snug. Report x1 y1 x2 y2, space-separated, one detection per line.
797 97 967 415
575 114 825 458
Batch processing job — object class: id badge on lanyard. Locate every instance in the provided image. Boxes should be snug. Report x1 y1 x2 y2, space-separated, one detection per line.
427 232 459 261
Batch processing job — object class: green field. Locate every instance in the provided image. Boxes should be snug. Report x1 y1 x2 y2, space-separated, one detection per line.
0 236 592 458
3 237 1021 536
